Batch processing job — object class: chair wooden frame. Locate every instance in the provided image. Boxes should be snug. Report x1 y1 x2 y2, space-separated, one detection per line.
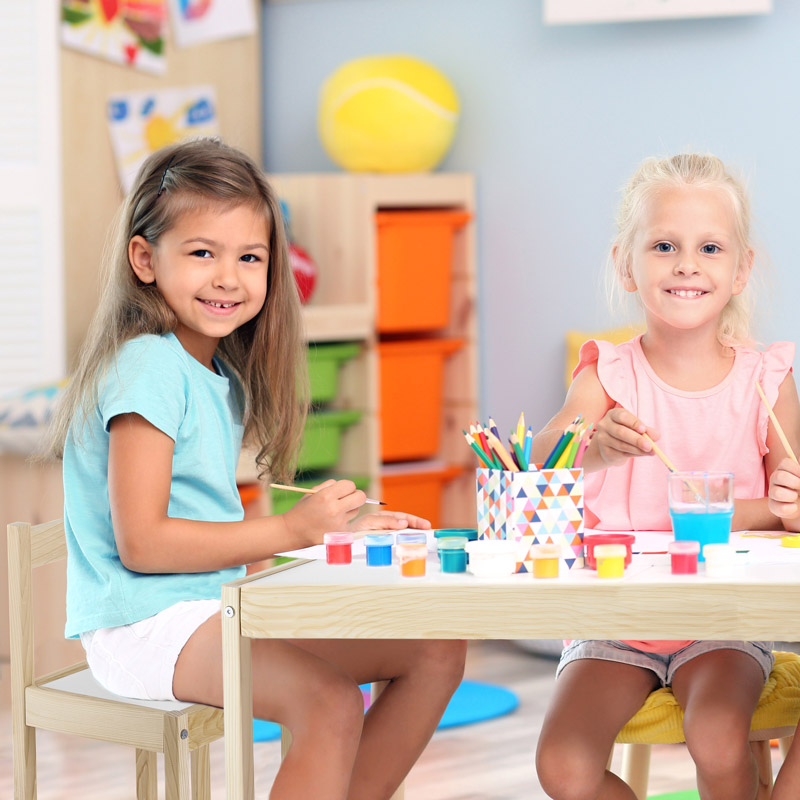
8 519 225 800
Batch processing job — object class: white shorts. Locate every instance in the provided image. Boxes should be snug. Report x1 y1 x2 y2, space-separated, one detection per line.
80 599 221 702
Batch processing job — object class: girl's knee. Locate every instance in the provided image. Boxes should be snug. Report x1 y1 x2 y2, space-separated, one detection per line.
536 736 604 800
414 639 467 688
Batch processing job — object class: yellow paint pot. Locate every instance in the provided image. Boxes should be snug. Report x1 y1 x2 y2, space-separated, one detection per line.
530 544 561 579
594 544 627 579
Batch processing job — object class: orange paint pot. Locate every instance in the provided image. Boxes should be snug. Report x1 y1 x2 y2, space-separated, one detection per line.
530 544 561 579
396 542 427 577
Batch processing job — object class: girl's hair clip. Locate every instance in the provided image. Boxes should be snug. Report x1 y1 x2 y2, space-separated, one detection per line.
157 156 176 197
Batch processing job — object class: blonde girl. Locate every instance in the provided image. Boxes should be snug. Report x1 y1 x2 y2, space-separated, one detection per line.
50 138 466 800
531 153 800 800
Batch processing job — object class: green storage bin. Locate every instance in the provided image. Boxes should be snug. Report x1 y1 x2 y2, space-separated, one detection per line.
271 474 371 515
298 409 362 471
307 342 361 404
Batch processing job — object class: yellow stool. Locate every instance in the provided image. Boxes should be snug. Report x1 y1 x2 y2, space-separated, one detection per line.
613 651 800 799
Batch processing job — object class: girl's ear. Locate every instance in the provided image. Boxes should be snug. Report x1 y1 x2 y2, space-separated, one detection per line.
732 247 754 296
613 245 637 293
129 236 156 284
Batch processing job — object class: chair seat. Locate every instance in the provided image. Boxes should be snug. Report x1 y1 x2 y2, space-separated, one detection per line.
616 650 800 745
43 665 198 712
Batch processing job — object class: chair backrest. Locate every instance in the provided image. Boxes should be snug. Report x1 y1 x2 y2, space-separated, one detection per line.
7 519 79 693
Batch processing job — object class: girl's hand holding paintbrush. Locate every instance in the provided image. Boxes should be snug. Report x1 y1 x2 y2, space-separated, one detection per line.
281 479 430 546
581 407 662 471
768 459 800 529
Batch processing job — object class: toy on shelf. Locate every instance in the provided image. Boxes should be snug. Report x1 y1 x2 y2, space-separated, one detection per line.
318 54 460 173
279 199 317 303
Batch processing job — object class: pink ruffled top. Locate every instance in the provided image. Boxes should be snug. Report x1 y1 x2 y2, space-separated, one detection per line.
574 334 794 654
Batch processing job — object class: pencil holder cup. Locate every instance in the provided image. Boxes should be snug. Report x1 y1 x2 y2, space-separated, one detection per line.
476 467 585 573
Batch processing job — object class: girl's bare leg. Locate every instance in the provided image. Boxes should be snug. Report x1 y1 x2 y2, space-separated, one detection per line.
671 649 765 800
172 616 466 800
173 615 365 800
290 637 467 800
535 658 660 800
773 724 800 800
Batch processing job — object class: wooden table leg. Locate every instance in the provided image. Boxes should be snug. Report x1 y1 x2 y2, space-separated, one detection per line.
222 584 254 800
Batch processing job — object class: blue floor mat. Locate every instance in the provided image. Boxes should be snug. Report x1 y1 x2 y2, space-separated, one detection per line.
253 679 519 742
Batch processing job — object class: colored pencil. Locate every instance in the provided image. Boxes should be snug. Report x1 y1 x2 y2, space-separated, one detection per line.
472 423 500 467
523 426 533 466
755 381 799 464
485 429 519 471
269 483 385 505
516 412 525 443
573 429 592 468
463 431 495 468
543 416 582 469
488 416 501 442
510 432 528 471
562 431 582 469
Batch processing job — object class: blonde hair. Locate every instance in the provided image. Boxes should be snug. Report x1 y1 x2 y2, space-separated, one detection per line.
48 137 308 482
608 153 755 346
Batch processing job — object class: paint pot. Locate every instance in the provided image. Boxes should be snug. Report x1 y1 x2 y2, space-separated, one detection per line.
668 540 699 575
434 528 478 562
584 533 635 570
364 533 394 566
594 544 626 579
437 536 468 573
529 543 561 579
703 543 736 578
396 531 428 545
323 532 353 565
396 542 427 577
465 540 517 578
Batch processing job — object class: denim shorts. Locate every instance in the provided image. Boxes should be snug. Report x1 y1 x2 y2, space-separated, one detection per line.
80 599 221 701
556 640 775 687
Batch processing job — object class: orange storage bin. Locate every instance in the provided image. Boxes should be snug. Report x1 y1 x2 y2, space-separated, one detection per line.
381 463 463 529
376 209 471 333
379 338 463 462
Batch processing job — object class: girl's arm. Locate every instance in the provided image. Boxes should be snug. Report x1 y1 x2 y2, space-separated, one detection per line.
108 412 369 573
529 363 661 473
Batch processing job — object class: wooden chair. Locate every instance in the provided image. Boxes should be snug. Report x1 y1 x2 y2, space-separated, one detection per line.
8 519 225 800
612 650 800 800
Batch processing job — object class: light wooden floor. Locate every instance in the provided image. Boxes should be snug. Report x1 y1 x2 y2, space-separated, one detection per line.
0 640 788 799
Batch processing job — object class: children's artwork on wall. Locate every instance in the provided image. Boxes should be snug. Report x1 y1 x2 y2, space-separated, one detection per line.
107 86 219 192
167 0 256 48
61 0 168 74
543 0 772 25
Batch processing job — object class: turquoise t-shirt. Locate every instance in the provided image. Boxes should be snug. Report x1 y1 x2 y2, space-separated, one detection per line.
63 332 247 638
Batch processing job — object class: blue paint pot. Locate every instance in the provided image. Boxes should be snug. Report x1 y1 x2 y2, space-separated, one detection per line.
365 533 394 566
438 536 468 573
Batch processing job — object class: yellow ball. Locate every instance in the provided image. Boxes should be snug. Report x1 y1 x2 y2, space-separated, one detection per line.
318 55 459 173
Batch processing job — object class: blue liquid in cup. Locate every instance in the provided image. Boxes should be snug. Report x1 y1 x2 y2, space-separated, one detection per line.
670 508 732 561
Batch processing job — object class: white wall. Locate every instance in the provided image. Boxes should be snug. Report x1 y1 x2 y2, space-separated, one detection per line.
262 0 800 436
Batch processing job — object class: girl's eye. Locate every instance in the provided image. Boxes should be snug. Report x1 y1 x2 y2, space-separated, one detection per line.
191 249 211 258
701 244 720 254
240 254 260 263
655 242 674 253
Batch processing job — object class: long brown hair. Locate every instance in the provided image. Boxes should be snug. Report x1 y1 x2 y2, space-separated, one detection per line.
48 137 308 482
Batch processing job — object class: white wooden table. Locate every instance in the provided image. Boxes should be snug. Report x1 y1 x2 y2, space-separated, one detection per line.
221 532 800 800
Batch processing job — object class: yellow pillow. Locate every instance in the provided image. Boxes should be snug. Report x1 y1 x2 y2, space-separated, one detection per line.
565 325 644 389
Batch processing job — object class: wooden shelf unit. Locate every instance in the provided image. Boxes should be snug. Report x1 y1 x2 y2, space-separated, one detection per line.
270 172 480 528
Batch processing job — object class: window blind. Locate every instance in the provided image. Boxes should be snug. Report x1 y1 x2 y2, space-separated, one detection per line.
0 0 63 395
